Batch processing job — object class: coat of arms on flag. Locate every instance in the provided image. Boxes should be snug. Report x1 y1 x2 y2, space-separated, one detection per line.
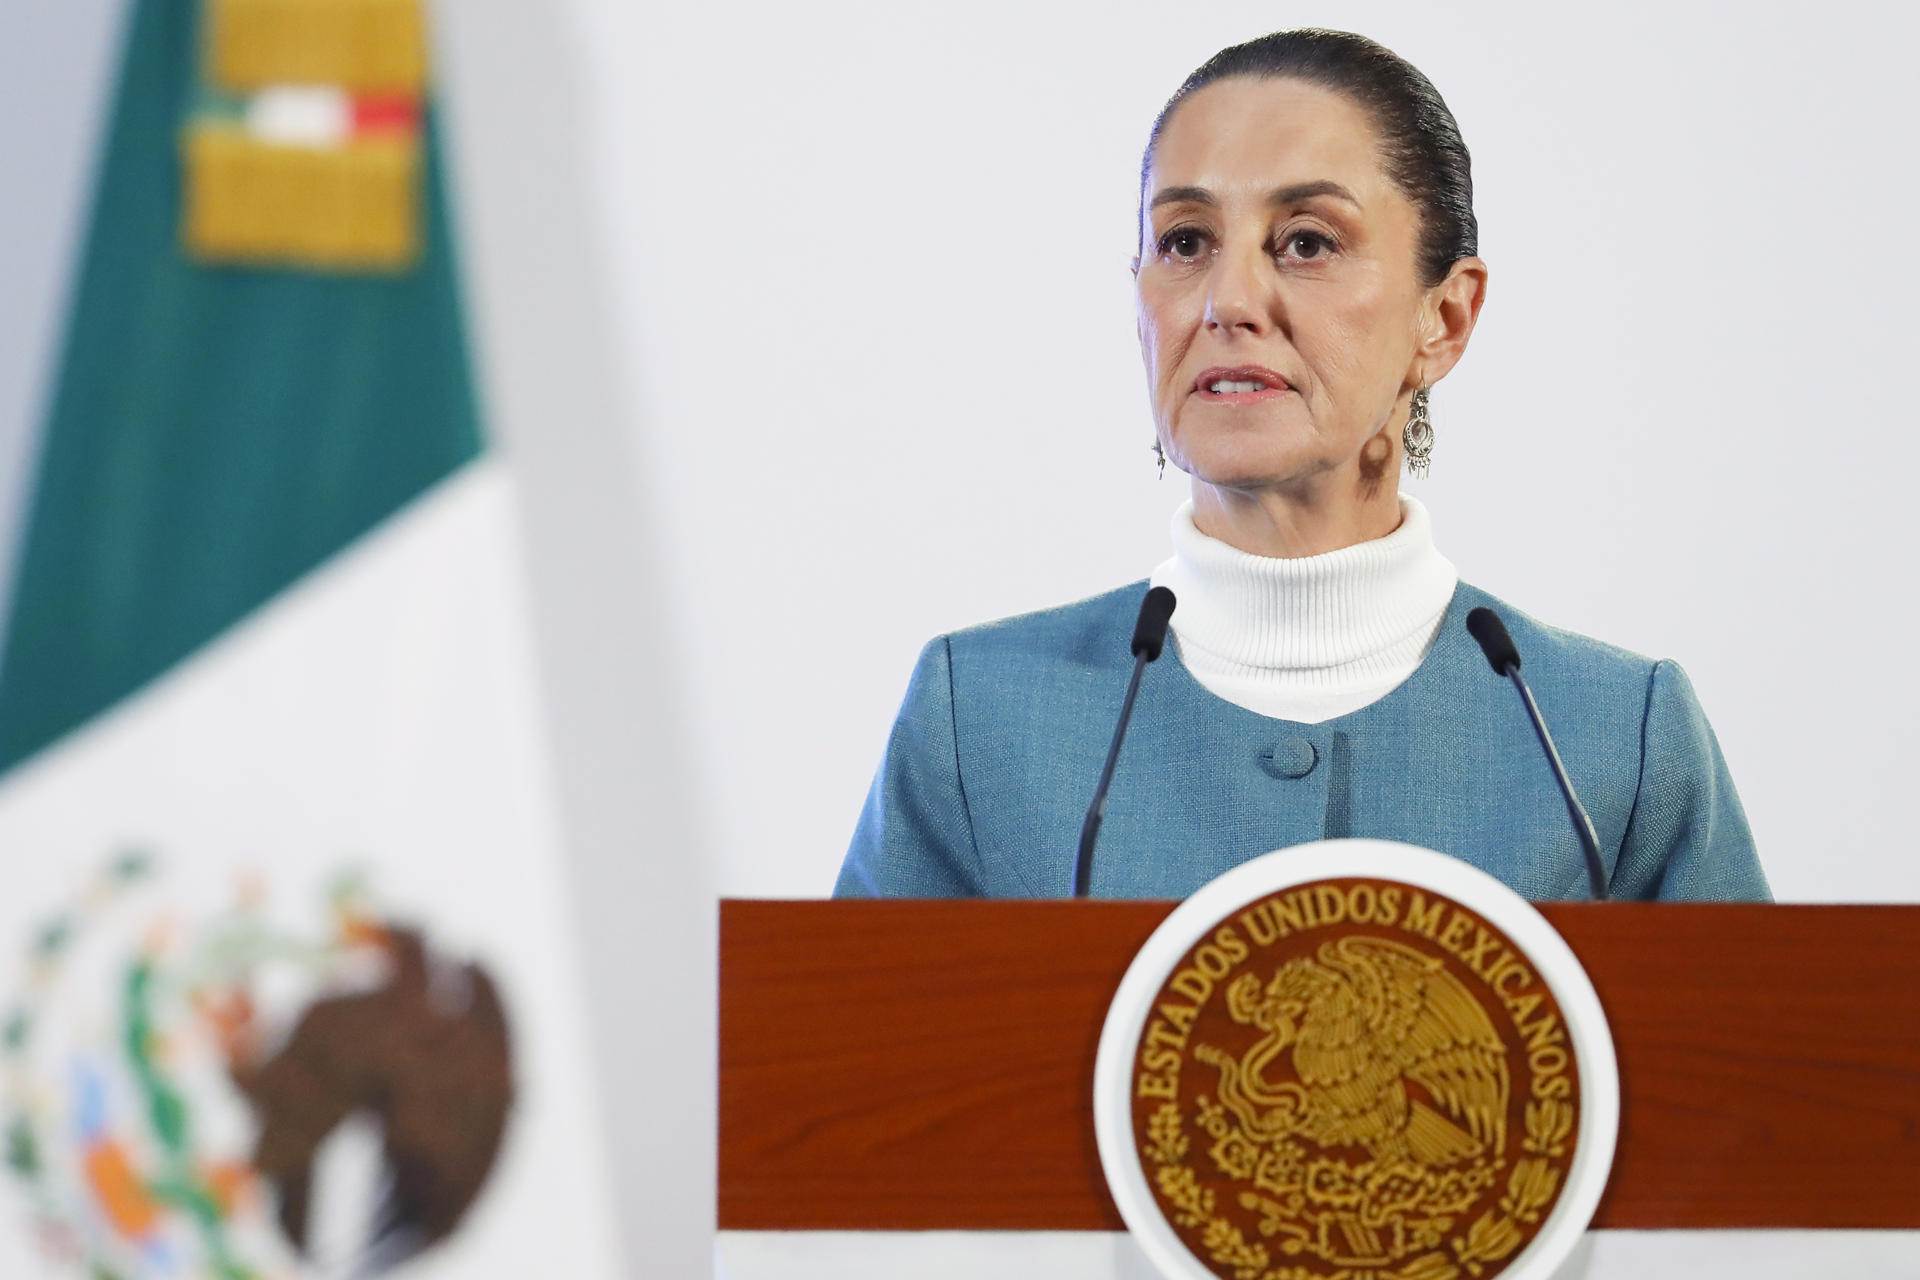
183 0 430 272
3 854 514 1279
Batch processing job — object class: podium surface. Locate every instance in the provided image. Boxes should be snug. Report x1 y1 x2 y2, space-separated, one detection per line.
720 901 1920 1232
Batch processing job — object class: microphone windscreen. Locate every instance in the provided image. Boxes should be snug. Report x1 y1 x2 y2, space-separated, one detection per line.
1131 586 1177 661
1466 606 1521 675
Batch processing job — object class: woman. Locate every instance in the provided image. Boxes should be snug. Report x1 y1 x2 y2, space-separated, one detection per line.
835 29 1769 903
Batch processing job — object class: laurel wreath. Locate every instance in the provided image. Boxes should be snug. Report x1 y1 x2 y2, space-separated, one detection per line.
1141 1094 1575 1280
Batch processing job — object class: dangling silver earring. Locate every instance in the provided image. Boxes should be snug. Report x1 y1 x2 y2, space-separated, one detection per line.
1152 440 1167 479
1402 386 1433 479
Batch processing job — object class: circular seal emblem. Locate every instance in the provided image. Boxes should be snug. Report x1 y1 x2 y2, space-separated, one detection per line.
1095 840 1617 1280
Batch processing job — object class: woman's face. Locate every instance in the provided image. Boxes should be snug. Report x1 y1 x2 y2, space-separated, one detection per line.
1137 77 1449 499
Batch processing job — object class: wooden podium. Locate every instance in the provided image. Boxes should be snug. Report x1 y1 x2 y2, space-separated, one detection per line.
720 901 1920 1234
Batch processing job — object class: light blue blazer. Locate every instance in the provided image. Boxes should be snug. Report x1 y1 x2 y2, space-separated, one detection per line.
835 581 1769 902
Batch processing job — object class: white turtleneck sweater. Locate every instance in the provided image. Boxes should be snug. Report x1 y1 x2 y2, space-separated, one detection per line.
1148 496 1459 725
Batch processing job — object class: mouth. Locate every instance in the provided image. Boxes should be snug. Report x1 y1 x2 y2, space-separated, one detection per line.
1193 366 1291 403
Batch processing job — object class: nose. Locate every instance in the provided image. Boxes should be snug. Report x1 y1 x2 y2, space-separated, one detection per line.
1203 242 1279 337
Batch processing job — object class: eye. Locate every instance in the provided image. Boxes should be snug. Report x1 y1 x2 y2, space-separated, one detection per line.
1278 228 1337 261
1156 226 1212 262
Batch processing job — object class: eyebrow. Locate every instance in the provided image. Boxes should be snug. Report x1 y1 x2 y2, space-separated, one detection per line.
1147 180 1362 212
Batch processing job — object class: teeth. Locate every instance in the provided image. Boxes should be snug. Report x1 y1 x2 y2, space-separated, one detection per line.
1209 379 1265 394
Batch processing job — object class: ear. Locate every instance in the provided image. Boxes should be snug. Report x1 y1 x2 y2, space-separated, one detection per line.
1411 257 1488 387
1132 257 1145 349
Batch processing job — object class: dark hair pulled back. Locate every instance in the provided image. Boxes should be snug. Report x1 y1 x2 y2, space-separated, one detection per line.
1143 29 1477 287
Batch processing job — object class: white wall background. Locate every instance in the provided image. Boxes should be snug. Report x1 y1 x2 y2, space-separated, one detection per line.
4 0 1918 926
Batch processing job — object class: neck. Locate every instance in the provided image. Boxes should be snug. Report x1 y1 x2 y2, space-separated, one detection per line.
1189 461 1404 558
1149 493 1459 723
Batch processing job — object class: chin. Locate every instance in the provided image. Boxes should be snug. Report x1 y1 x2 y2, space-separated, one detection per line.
1175 441 1325 493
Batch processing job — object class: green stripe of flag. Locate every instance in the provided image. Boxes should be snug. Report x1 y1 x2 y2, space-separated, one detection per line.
0 0 482 773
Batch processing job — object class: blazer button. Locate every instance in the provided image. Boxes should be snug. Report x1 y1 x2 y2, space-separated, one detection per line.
1259 738 1318 779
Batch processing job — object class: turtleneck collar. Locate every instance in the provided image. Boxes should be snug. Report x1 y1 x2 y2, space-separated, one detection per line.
1148 495 1459 722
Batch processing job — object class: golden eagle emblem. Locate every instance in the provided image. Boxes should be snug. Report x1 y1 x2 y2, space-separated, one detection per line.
1201 936 1508 1172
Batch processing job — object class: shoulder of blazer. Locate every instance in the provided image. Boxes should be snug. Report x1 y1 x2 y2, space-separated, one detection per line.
1450 580 1658 709
943 580 1152 676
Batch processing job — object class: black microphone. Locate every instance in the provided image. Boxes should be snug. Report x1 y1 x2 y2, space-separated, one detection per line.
1466 606 1609 901
1074 586 1176 897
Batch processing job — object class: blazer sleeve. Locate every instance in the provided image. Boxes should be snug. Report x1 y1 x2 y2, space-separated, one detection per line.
1612 659 1771 902
834 636 985 897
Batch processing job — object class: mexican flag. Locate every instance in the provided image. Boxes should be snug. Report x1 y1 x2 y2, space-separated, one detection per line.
0 2 625 1277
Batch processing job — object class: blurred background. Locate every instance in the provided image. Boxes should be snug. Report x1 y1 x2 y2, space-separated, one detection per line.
0 0 1916 1276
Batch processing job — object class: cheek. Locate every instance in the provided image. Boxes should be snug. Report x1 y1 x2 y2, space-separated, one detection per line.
1300 286 1408 392
1138 282 1201 386
1308 313 1379 382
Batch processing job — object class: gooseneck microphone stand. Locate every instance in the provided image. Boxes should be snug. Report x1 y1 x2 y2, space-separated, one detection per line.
1466 606 1610 901
1074 586 1176 898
